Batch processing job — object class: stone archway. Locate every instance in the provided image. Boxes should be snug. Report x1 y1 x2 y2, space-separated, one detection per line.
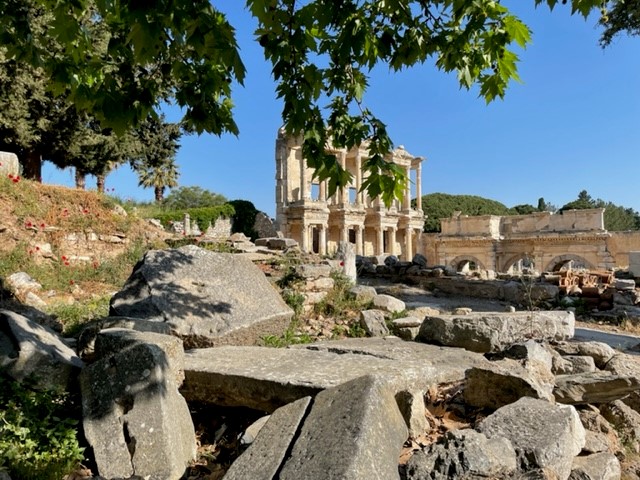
449 255 486 273
502 255 536 274
545 254 595 272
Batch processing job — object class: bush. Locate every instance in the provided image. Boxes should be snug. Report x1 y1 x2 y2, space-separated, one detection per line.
0 375 84 480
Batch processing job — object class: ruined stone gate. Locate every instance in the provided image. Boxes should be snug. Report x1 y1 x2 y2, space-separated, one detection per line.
423 208 640 273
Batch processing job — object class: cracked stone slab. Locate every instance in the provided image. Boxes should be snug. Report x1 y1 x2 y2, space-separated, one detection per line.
554 372 640 405
182 337 488 412
109 245 293 348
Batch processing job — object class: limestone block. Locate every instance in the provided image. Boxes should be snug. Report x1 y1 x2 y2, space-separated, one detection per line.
0 151 19 176
417 311 575 353
224 397 311 480
81 341 196 480
109 246 294 347
553 341 616 369
554 372 640 405
372 294 406 313
392 316 422 328
359 309 389 337
0 310 83 391
295 264 332 279
348 285 377 302
478 397 585 480
562 355 597 374
405 429 517 480
5 272 42 296
569 452 620 480
600 400 640 452
412 253 428 268
615 278 636 291
395 390 428 438
278 375 407 480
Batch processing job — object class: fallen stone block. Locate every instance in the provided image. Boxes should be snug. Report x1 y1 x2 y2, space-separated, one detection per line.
569 452 620 480
392 316 422 328
561 355 597 374
224 397 311 480
359 309 389 337
552 341 616 369
405 429 517 480
554 372 640 405
278 375 407 480
464 359 554 409
182 337 488 412
395 390 428 438
0 309 83 391
348 285 378 302
109 245 293 348
478 397 585 480
418 311 575 353
81 339 195 479
600 400 640 452
372 294 406 313
578 406 622 456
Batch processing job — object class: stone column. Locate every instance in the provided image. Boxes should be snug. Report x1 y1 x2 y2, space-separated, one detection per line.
389 227 397 255
403 166 411 211
319 181 327 202
355 225 363 256
341 225 349 244
339 151 347 204
377 227 384 255
405 228 413 261
355 151 363 205
416 163 422 211
301 223 309 251
299 152 307 201
319 225 327 256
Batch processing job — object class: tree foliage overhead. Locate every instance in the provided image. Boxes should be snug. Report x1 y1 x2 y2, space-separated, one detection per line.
599 0 640 46
560 190 640 231
0 0 616 202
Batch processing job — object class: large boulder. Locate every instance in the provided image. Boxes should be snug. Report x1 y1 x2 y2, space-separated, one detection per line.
478 397 585 480
0 309 83 391
417 311 575 353
181 337 488 412
405 429 517 480
109 245 293 347
80 331 195 480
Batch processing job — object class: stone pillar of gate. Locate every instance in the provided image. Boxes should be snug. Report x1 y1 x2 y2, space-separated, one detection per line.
389 227 397 256
319 224 327 256
376 227 384 255
355 225 363 256
405 228 413 261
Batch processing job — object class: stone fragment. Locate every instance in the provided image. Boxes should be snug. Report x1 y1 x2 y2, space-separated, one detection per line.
81 339 195 480
417 311 575 353
604 353 640 378
569 452 621 480
372 294 406 313
94 328 186 387
24 291 47 309
503 281 560 305
487 339 553 371
5 272 42 295
554 372 640 405
464 359 554 409
337 241 357 284
392 316 422 328
240 415 271 446
224 397 311 480
412 253 428 268
109 245 293 347
600 400 640 452
478 397 585 480
359 309 389 337
0 151 19 176
348 285 378 302
553 341 616 369
614 279 636 291
182 337 488 411
562 355 597 374
405 429 517 480
0 309 83 391
578 406 622 455
395 390 428 438
277 375 407 480
295 264 332 279
453 307 473 315
410 306 441 317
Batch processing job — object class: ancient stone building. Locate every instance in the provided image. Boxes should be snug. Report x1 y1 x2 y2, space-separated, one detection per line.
275 129 425 259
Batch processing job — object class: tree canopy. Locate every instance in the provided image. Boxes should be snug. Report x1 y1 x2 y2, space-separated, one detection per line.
0 0 632 202
560 190 640 231
421 192 513 232
162 186 228 210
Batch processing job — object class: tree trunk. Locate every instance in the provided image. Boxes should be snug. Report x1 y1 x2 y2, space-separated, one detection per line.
22 151 42 181
75 169 86 190
96 174 105 193
155 186 164 203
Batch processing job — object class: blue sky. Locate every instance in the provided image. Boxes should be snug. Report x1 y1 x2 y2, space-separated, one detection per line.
42 1 640 218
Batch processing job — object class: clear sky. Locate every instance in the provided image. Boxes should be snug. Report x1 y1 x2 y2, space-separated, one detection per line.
42 1 640 218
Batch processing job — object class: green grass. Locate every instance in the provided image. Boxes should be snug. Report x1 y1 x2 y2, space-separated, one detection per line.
45 295 111 337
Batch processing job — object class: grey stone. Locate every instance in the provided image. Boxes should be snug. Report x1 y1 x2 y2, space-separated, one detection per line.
396 326 420 341
224 397 311 480
23 291 47 309
278 375 407 480
464 359 555 409
487 339 553 372
372 294 406 313
348 285 378 302
95 328 186 387
453 307 473 315
384 255 399 266
410 306 441 317
295 264 332 279
600 400 640 452
569 452 621 480
553 341 616 369
0 309 83 391
478 397 585 480
109 245 293 348
392 316 422 328
562 355 597 374
417 311 575 353
81 340 195 480
554 372 640 405
5 272 42 295
503 281 560 305
614 279 636 291
578 406 622 456
405 429 517 480
240 415 271 446
359 309 389 337
395 390 428 438
614 291 634 306
182 337 488 411
268 238 298 250
412 254 428 268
